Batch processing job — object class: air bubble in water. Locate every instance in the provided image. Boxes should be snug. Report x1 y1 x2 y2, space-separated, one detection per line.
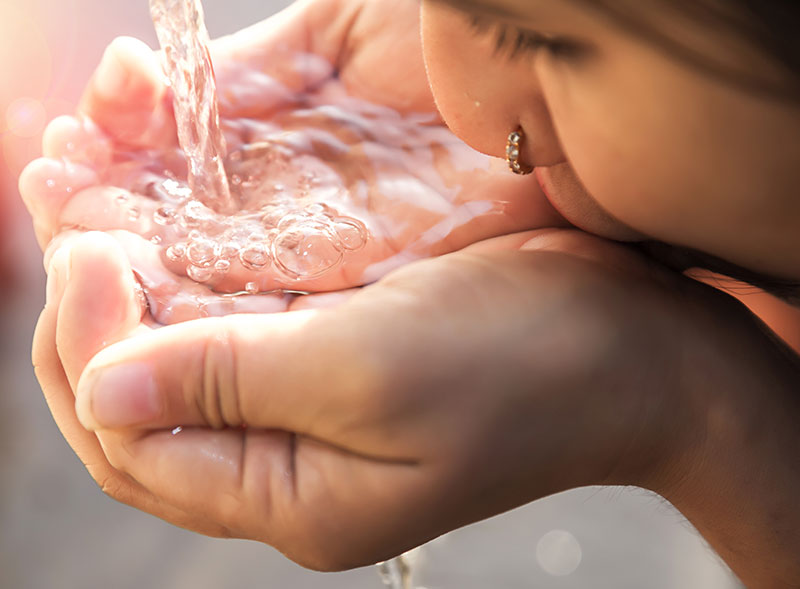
187 237 218 268
151 235 163 245
245 281 259 295
260 205 290 228
218 241 239 260
166 243 187 262
214 259 231 273
128 207 141 221
273 224 343 279
115 193 129 204
186 264 214 283
303 202 332 217
333 218 368 251
277 213 304 230
239 242 271 270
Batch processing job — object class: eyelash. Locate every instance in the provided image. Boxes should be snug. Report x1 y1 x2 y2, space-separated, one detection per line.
468 16 578 60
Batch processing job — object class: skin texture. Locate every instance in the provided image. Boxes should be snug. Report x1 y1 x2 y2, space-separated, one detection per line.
18 0 800 586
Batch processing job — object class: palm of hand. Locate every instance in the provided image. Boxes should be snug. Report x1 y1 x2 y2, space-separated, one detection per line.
20 0 561 324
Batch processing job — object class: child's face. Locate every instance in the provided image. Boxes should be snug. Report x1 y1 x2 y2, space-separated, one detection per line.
421 0 800 278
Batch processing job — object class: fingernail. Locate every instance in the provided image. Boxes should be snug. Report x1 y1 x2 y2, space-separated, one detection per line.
79 363 160 429
95 47 128 98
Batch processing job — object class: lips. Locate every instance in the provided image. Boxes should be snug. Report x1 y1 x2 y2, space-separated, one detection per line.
533 164 644 241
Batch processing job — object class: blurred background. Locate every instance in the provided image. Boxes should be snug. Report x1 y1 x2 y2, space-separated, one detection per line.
0 1 743 587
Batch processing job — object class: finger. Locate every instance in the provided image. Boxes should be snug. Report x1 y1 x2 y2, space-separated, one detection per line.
18 158 99 243
97 230 297 324
34 242 123 472
59 186 161 237
56 232 147 389
34 238 238 538
73 281 406 436
210 0 350 83
204 0 348 118
79 36 176 148
42 115 112 170
33 246 154 512
93 424 426 570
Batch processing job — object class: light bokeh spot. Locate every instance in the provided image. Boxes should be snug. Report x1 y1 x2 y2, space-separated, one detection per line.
536 529 583 576
6 98 47 138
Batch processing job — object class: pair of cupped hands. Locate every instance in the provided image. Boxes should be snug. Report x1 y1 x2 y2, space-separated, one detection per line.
17 0 790 573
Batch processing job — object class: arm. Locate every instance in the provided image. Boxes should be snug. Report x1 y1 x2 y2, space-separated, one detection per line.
661 294 800 589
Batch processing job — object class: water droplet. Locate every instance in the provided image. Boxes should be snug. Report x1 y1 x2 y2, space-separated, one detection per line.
245 281 259 295
65 186 73 194
172 426 183 435
154 206 178 226
45 179 56 189
186 264 214 282
115 193 129 204
186 237 218 268
229 174 242 187
128 207 141 221
239 242 271 271
150 235 163 245
65 141 76 153
298 173 315 193
214 259 231 274
166 243 187 262
273 225 343 279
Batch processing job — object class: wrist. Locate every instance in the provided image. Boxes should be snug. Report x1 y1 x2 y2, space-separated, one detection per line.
658 290 800 588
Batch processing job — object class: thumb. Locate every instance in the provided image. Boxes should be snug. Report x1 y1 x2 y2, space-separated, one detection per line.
74 301 392 434
79 36 176 148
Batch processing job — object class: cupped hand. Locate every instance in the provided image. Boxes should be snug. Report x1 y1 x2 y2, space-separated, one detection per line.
39 225 724 571
19 0 565 304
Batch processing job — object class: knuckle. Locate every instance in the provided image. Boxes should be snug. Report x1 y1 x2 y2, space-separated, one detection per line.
196 321 243 428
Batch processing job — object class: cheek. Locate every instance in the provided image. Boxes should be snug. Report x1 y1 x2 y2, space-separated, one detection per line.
420 1 535 157
536 56 700 242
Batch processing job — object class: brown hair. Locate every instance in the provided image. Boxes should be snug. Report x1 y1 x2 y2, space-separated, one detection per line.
571 0 800 101
578 0 800 301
